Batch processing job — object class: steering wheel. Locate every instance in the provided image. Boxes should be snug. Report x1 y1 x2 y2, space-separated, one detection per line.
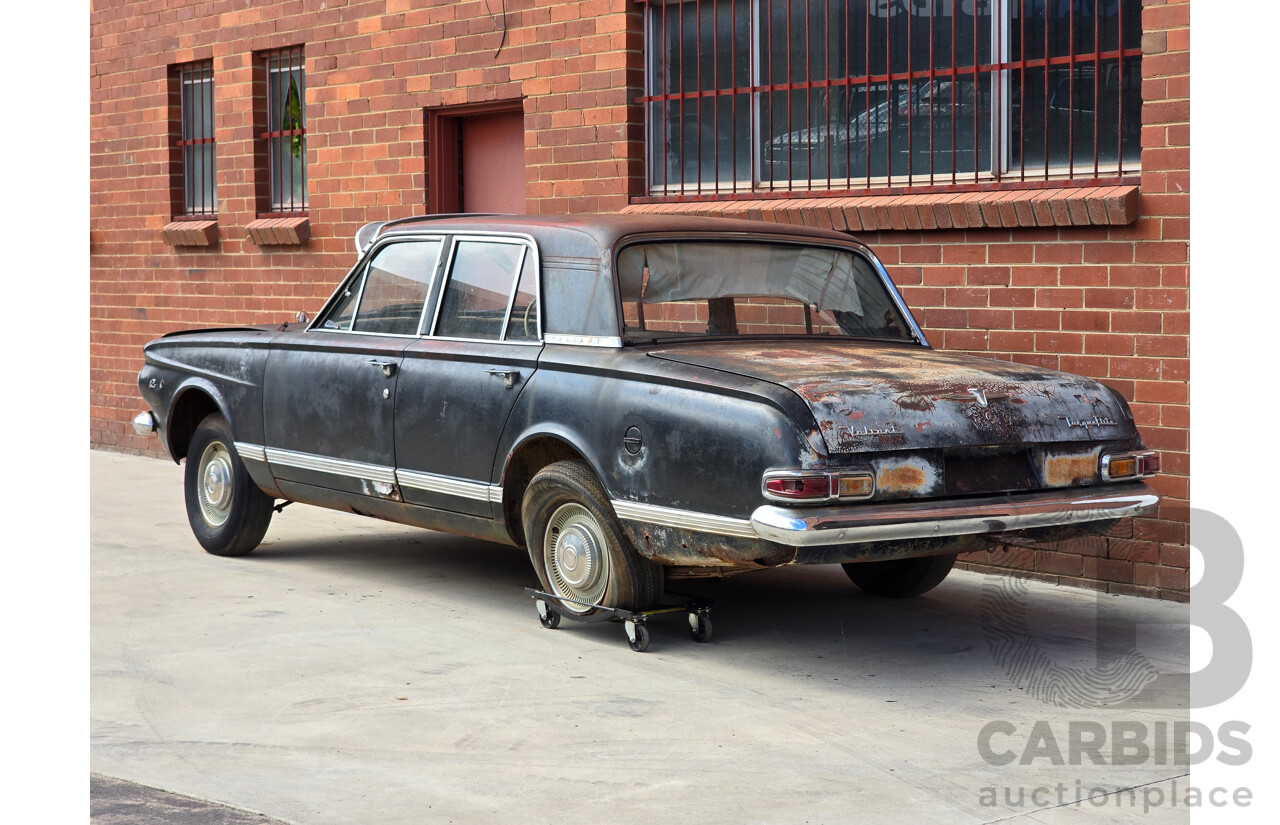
522 297 538 339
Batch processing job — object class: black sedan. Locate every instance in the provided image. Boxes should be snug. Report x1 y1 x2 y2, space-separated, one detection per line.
136 214 1158 613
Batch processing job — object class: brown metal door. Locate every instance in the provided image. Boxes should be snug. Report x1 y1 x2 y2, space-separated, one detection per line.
461 110 526 213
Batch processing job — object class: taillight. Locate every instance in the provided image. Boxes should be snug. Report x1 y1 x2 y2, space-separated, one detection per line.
762 471 875 503
1101 451 1159 482
764 475 830 500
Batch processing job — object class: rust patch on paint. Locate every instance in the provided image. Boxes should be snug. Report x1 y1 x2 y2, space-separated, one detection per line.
1043 449 1100 487
875 458 936 494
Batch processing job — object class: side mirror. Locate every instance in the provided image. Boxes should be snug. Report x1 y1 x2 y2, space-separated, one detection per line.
295 311 309 325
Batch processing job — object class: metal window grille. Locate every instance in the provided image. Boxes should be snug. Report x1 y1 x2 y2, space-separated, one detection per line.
642 0 1141 198
262 46 307 213
176 62 216 216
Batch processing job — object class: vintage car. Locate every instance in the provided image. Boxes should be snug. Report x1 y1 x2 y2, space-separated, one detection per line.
135 214 1159 613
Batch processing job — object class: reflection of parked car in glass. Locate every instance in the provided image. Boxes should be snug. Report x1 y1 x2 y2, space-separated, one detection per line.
1012 61 1142 170
764 79 990 182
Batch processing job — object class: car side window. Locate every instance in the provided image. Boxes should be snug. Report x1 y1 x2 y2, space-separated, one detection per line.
504 253 539 342
434 240 529 341
324 281 361 331
350 240 441 336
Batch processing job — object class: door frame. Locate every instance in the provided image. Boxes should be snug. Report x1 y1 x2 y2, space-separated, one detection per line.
426 99 527 214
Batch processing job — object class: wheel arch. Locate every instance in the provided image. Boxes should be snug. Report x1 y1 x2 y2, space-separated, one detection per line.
165 382 228 463
497 430 604 548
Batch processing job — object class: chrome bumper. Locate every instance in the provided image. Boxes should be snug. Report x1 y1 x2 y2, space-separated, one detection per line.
133 410 157 436
749 482 1159 547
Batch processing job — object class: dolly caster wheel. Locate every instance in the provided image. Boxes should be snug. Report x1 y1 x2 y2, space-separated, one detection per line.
688 612 713 643
626 621 650 652
536 600 561 629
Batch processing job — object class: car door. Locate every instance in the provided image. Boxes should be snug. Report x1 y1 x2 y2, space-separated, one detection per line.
263 238 444 499
394 235 542 517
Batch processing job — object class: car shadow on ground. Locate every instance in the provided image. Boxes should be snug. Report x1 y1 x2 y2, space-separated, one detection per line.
241 521 1189 702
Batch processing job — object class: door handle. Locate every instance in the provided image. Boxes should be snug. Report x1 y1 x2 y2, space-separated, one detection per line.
486 368 520 389
368 359 397 378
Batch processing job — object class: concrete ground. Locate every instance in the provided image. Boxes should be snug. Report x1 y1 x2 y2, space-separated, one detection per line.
92 450 1190 824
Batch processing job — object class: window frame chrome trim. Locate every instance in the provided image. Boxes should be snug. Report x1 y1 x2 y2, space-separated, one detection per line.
428 233 543 344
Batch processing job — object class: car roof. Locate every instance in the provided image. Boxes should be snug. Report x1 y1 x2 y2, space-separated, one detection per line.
370 213 863 255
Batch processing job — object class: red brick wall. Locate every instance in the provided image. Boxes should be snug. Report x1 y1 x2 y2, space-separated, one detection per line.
91 0 1188 599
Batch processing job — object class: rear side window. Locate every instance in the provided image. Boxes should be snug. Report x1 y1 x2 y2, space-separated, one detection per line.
505 253 539 342
434 240 533 341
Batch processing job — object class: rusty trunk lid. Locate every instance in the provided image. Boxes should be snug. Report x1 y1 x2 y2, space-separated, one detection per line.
647 341 1136 454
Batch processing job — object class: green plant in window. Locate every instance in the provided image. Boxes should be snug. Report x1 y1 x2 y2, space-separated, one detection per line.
282 75 303 158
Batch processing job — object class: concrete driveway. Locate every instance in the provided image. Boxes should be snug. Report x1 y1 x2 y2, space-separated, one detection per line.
92 450 1190 824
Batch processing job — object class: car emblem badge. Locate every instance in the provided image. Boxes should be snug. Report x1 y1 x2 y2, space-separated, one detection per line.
968 388 989 407
1057 415 1118 430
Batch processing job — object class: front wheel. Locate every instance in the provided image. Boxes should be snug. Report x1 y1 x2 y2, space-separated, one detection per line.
842 553 956 598
522 460 663 615
184 413 274 557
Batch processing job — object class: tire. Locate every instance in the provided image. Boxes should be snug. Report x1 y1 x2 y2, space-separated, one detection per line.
842 553 956 598
522 460 664 615
184 413 274 557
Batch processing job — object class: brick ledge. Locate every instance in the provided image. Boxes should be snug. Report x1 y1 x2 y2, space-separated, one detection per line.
246 216 310 246
160 220 218 247
622 185 1139 232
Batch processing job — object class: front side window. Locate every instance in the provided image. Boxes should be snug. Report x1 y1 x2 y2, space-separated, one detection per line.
261 46 307 212
174 61 215 216
616 241 912 342
322 241 442 335
644 0 1141 195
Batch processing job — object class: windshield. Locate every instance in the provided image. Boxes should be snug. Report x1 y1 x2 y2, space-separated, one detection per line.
616 241 914 343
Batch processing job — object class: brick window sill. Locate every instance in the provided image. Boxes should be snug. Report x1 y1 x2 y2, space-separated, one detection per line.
246 216 310 246
161 219 219 247
622 185 1139 232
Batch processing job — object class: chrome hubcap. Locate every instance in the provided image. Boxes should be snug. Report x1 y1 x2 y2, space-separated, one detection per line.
197 441 235 528
544 503 609 612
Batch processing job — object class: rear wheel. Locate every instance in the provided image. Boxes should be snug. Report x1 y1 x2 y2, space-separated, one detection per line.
522 460 663 614
184 413 274 557
842 553 956 598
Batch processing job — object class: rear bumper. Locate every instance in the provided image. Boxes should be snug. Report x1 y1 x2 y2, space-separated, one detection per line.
749 482 1158 547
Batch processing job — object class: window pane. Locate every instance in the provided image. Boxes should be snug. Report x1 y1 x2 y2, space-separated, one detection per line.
323 280 362 331
616 241 910 342
435 241 525 340
1010 0 1141 173
178 63 216 216
505 254 539 342
352 241 441 335
648 0 1140 193
266 49 306 211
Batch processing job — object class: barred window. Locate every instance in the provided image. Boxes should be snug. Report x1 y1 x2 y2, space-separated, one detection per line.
643 0 1141 196
175 62 215 215
261 46 307 212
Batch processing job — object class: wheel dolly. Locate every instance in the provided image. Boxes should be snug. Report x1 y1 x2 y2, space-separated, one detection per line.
523 588 715 652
